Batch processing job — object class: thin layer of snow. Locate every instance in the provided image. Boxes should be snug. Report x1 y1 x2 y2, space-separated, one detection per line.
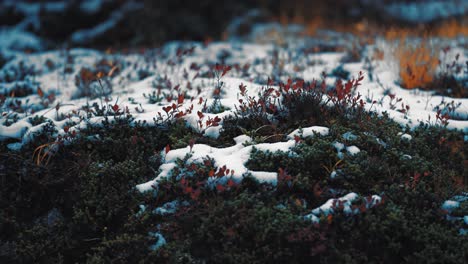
342 132 357 141
148 232 166 251
154 200 181 215
332 142 345 152
287 126 329 139
6 142 22 151
1 38 466 145
311 192 359 216
0 29 466 207
137 134 301 192
304 213 320 224
304 192 382 223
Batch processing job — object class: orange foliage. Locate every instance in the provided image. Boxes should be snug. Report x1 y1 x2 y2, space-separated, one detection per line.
396 41 439 89
304 17 323 36
385 19 468 40
433 19 468 38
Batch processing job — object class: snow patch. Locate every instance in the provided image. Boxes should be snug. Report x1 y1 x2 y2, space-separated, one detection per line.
287 126 329 139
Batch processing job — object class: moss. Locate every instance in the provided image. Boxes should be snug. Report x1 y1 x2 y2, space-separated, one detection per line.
1 80 466 263
324 194 468 264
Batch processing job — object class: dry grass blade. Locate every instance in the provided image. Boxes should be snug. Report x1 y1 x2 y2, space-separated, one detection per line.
32 142 60 166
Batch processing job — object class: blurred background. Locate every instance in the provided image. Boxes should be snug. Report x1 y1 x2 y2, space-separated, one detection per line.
0 0 467 50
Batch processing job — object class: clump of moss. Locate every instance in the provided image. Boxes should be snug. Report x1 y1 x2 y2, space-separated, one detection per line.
0 117 173 262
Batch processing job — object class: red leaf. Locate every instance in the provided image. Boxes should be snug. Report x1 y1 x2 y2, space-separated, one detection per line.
359 204 367 213
268 77 274 86
294 135 301 144
221 65 232 77
177 93 184 105
163 106 171 113
227 179 236 187
191 189 201 200
239 83 247 96
216 184 225 192
165 144 170 154
37 87 44 98
175 111 185 118
197 111 204 119
184 186 193 194
327 214 333 224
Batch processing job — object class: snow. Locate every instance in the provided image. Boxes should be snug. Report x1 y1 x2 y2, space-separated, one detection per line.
332 142 345 152
311 192 358 216
287 126 329 139
400 133 412 141
304 213 320 224
6 142 22 151
304 192 382 222
1 36 465 147
342 132 357 141
154 200 181 215
402 154 412 160
148 232 166 251
332 142 360 158
137 134 302 192
0 120 31 140
346 146 360 156
442 200 460 212
0 36 465 209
